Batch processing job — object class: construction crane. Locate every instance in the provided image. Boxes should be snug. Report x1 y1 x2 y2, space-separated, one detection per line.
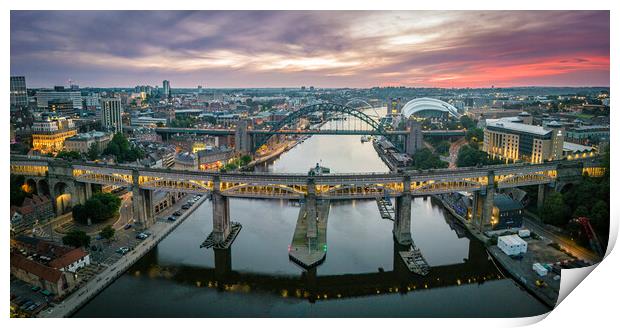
573 217 604 256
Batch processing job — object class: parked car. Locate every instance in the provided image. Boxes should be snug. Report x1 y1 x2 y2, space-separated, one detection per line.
167 216 176 222
136 233 148 240
40 290 52 297
173 211 182 217
31 286 41 292
124 224 133 230
182 204 190 210
116 247 130 255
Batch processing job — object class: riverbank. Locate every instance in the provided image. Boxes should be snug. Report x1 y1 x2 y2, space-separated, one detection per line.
247 136 310 168
432 195 490 244
372 139 399 171
38 195 208 318
433 194 562 309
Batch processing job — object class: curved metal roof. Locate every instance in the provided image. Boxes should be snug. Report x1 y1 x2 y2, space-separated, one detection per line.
401 97 461 118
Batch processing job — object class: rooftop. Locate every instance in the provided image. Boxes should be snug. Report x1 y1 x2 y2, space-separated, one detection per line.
486 120 551 137
563 142 595 153
494 194 523 212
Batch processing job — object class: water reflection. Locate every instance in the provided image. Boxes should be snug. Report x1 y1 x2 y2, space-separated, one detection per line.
126 238 502 304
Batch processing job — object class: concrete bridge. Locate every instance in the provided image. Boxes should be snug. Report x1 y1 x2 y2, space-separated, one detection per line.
10 155 603 248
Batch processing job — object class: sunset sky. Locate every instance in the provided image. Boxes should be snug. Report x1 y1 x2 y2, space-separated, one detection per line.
10 11 610 88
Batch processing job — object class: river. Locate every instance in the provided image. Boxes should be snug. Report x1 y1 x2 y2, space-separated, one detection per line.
74 115 549 318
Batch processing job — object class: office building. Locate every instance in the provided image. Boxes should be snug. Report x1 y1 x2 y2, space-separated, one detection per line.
483 119 564 164
35 87 83 110
100 97 123 133
163 80 171 99
10 76 28 108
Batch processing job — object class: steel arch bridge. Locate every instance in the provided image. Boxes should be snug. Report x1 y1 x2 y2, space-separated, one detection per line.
252 103 400 152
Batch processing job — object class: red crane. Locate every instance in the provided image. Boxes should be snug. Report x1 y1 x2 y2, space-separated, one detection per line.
573 217 604 256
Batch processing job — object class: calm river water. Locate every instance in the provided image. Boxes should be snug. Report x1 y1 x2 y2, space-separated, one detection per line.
74 116 548 317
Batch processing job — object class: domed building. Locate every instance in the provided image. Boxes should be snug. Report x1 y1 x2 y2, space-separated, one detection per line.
401 97 461 119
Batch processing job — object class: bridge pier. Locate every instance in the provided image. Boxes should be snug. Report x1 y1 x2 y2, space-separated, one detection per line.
132 170 153 229
393 176 413 245
306 179 318 242
537 183 548 212
480 170 495 232
212 176 231 243
73 181 93 205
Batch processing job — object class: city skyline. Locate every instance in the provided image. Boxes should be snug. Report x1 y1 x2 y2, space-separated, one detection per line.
11 11 610 88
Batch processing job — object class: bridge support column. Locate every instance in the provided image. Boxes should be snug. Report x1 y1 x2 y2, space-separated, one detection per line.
393 176 412 245
481 171 495 232
306 179 318 245
131 170 153 229
470 190 481 225
537 183 548 212
74 182 93 205
212 176 231 243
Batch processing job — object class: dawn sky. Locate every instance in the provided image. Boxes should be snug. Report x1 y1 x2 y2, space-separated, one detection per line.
10 11 610 88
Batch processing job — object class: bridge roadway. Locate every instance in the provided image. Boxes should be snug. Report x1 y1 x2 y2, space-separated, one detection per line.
10 155 600 200
10 155 602 245
148 126 466 137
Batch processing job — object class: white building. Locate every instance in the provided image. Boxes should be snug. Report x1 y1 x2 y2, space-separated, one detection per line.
497 234 528 256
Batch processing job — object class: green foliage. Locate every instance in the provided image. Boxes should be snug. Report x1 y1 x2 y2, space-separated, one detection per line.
456 145 503 167
103 133 145 163
86 143 99 161
169 117 196 128
410 148 448 170
240 155 252 166
62 230 91 248
72 192 122 224
56 150 82 160
459 116 477 130
10 175 31 206
435 141 451 156
465 128 484 144
540 193 570 226
99 225 116 241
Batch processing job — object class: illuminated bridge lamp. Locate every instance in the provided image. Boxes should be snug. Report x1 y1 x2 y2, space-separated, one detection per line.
323 244 327 251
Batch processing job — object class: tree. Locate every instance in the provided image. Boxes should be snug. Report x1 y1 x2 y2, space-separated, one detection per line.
103 133 145 163
240 155 252 166
10 175 31 206
456 145 502 167
99 225 116 241
540 193 570 226
459 116 477 130
435 141 450 156
62 230 91 248
86 143 99 161
465 128 484 144
410 148 448 170
72 192 122 224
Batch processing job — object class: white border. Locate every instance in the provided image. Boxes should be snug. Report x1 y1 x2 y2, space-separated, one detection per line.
2 1 617 327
